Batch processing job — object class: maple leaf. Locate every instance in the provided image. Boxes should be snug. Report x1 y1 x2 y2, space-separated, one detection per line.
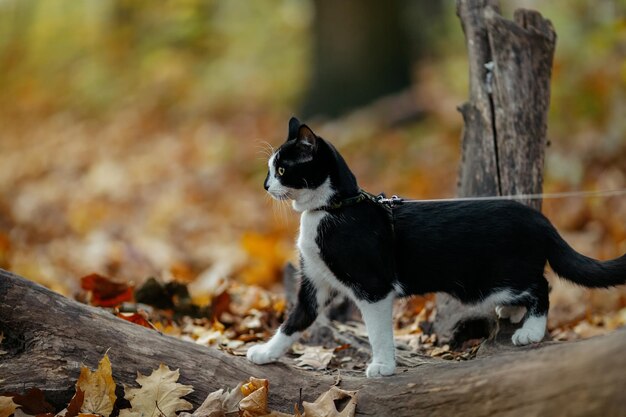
76 353 117 417
0 396 19 417
122 364 193 417
301 387 357 417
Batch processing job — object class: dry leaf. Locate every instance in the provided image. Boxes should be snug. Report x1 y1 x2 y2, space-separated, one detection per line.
302 387 357 417
116 312 155 330
1 388 54 415
117 411 141 417
57 387 85 417
76 354 116 417
239 378 269 417
259 411 293 417
0 396 19 417
123 364 193 417
179 389 225 417
294 346 334 371
240 378 268 397
223 383 244 415
81 273 134 308
80 273 134 307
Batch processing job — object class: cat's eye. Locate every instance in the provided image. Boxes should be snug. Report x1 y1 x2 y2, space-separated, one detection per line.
278 167 285 176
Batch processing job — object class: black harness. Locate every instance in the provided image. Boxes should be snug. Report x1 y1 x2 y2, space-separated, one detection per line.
313 189 404 212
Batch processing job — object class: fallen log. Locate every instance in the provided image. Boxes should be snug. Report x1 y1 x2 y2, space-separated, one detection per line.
1 269 625 416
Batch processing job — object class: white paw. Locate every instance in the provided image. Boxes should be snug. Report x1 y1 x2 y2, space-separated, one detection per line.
512 327 545 345
246 343 280 365
365 361 396 378
496 305 527 324
512 315 546 346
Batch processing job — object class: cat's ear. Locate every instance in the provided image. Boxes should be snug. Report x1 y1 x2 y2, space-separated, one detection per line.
287 116 301 141
297 124 318 150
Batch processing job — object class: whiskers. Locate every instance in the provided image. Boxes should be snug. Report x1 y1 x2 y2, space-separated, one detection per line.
255 140 275 161
266 192 292 223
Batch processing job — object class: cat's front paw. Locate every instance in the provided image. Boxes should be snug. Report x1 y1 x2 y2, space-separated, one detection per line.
246 343 280 365
511 327 544 346
365 361 396 378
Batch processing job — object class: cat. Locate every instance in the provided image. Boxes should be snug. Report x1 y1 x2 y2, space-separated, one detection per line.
246 117 626 377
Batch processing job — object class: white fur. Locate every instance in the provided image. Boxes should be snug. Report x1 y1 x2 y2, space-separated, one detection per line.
356 293 396 377
247 328 297 364
292 177 334 212
495 305 527 323
512 315 546 345
459 289 517 315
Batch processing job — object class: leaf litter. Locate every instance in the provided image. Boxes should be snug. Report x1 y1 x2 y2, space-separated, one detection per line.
0 353 357 417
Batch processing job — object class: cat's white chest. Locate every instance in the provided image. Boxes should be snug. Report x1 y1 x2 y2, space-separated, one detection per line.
297 210 326 265
297 211 348 294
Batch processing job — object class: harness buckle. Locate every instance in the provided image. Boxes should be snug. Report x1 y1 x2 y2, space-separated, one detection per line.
375 194 404 207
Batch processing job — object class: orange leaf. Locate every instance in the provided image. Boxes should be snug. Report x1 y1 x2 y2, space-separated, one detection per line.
116 312 155 330
66 388 85 417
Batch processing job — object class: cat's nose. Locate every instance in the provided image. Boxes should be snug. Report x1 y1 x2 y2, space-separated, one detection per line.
264 177 270 191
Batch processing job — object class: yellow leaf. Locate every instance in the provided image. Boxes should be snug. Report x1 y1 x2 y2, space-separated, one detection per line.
302 387 357 417
76 353 117 417
123 364 193 417
240 377 268 397
0 396 19 417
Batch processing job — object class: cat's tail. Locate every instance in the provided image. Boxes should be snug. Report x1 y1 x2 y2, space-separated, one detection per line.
547 226 626 288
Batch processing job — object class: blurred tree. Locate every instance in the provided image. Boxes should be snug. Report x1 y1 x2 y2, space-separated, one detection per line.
301 0 443 118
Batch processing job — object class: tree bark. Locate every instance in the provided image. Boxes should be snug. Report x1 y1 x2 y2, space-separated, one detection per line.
434 0 556 346
1 270 625 416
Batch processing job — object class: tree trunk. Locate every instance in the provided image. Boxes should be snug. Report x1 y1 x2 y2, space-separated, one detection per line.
1 270 625 416
434 0 556 346
300 0 412 118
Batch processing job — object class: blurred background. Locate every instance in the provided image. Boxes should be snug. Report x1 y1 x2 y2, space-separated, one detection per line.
0 0 625 335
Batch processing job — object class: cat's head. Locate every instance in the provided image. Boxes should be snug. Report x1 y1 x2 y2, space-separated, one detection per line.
264 117 358 212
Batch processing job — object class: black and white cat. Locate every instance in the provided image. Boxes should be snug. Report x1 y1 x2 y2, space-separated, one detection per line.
247 117 626 377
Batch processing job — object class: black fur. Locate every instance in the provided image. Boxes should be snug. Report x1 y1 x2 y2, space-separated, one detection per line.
271 118 626 336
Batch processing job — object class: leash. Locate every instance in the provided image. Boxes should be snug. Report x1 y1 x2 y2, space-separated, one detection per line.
375 188 626 205
314 188 626 211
